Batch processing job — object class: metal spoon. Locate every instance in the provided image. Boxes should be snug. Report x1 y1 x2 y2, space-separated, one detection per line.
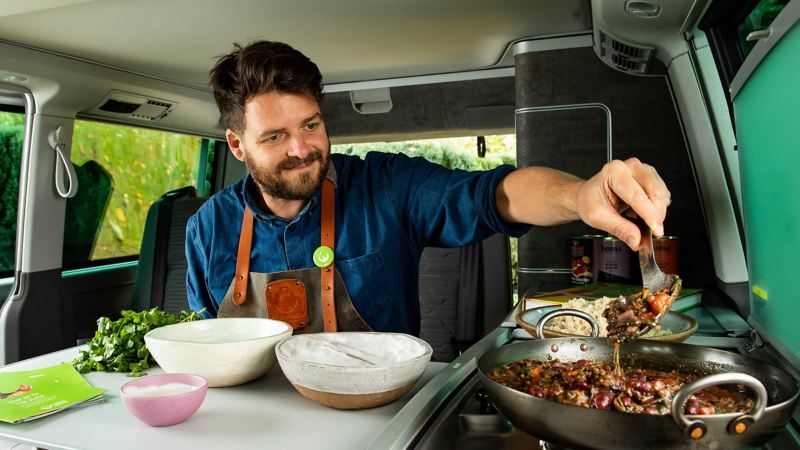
627 212 681 336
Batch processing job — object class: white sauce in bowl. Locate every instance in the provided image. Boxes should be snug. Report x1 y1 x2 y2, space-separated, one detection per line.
125 382 198 397
280 333 428 367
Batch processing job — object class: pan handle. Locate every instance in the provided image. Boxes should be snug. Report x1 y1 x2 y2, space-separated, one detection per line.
671 372 768 440
535 309 600 338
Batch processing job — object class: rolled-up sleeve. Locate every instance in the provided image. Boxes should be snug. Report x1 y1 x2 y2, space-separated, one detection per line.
374 153 531 250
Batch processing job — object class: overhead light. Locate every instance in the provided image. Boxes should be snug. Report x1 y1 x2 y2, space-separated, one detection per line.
625 1 661 18
0 73 29 83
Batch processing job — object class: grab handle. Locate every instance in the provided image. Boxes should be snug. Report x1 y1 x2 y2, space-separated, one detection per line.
671 372 767 440
49 125 78 198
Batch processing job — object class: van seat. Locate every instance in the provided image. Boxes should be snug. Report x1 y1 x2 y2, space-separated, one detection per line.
131 186 206 314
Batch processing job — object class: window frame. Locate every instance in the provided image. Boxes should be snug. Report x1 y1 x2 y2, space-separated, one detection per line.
0 101 28 280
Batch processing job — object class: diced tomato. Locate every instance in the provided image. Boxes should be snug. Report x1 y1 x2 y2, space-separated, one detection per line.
648 292 672 315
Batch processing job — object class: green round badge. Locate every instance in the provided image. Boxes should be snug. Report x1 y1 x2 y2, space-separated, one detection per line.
313 245 334 268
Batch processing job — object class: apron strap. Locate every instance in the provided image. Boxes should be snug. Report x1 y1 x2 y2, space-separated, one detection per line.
232 179 338 331
233 207 254 305
320 179 337 332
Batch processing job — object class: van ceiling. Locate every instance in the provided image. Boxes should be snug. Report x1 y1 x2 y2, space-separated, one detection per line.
0 0 591 89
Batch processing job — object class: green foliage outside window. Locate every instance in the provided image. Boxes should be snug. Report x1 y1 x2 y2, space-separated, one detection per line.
332 135 516 170
0 112 24 274
69 121 202 261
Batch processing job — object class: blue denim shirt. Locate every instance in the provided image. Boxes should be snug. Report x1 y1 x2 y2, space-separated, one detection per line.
186 152 530 335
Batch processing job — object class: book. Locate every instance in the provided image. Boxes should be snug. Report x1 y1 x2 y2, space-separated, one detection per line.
0 363 105 424
523 282 702 313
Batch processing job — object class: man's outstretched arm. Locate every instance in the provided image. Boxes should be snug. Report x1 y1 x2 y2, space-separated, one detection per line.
495 158 671 250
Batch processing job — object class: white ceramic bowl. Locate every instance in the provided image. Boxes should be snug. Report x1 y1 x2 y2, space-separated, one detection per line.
144 318 293 387
276 332 432 409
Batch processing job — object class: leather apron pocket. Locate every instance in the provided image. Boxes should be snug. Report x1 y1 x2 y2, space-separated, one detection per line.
265 279 308 329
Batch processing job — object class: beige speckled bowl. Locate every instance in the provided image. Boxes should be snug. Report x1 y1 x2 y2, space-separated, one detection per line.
276 332 432 409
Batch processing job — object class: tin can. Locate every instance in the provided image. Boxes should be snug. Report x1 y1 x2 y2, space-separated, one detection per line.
570 235 604 285
654 236 680 275
595 237 631 282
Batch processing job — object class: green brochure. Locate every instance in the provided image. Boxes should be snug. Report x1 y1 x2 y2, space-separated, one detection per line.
0 363 105 423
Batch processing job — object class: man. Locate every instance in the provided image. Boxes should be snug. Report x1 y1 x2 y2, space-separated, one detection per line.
186 40 670 335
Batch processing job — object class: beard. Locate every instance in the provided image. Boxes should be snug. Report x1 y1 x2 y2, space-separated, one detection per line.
245 149 329 201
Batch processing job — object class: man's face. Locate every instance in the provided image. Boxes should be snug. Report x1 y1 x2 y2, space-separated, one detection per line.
227 91 330 201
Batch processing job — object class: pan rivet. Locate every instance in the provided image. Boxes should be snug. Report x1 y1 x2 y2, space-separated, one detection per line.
238 275 244 280
236 292 242 298
690 425 705 439
550 344 559 352
734 422 747 434
580 343 589 351
325 285 331 290
296 281 300 285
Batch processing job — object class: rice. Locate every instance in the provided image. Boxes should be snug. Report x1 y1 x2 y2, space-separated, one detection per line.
544 297 616 337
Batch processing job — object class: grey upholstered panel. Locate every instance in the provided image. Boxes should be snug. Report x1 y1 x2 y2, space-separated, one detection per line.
162 197 206 315
418 247 462 362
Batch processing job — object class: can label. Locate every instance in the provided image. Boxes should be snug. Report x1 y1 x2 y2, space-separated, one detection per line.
570 235 603 285
654 236 679 275
595 237 631 282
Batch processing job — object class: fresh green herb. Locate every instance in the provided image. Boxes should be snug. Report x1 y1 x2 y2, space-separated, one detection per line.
73 308 203 377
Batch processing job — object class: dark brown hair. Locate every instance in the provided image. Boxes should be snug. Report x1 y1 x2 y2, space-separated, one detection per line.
210 40 323 134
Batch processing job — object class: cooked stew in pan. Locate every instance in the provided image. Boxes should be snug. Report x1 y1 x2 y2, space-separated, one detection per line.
488 358 754 415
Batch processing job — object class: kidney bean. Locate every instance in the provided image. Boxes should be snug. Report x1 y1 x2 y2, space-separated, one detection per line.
685 398 701 415
616 309 635 323
627 380 653 393
593 391 614 410
575 381 590 391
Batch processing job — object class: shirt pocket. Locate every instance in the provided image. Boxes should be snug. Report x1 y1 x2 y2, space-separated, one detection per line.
335 250 392 324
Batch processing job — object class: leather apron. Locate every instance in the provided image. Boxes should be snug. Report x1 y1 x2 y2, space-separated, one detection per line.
217 178 371 333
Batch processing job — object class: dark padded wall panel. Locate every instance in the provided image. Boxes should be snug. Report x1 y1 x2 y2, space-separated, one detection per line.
515 47 714 295
323 77 515 143
64 265 136 342
418 247 462 362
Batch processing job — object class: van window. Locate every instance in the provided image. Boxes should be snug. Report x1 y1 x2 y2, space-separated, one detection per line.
63 120 209 267
331 134 519 298
0 108 25 276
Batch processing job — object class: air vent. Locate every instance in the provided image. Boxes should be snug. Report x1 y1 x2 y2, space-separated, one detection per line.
91 90 177 122
594 29 655 75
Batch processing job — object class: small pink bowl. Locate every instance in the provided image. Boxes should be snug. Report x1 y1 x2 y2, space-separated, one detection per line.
120 373 207 426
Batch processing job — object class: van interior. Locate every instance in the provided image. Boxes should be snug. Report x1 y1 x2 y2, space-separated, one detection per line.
0 0 798 448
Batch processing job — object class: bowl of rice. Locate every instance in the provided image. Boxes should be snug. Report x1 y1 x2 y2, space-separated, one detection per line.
515 297 698 343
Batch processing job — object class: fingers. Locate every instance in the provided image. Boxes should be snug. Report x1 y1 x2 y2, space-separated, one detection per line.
605 158 670 237
590 204 644 250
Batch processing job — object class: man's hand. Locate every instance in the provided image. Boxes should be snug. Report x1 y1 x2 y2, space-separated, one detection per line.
575 158 670 250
